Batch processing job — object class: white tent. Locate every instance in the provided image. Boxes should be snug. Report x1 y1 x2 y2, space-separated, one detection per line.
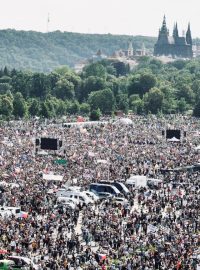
194 145 200 150
115 118 133 125
96 159 109 164
37 150 49 156
167 137 180 142
43 173 63 181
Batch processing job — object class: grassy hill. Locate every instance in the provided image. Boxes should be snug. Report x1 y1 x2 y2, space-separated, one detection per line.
0 29 156 72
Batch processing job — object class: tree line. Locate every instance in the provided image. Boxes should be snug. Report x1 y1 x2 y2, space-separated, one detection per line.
0 56 200 120
0 29 156 72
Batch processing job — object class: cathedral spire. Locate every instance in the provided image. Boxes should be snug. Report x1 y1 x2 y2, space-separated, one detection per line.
186 23 192 45
173 22 179 38
160 15 168 34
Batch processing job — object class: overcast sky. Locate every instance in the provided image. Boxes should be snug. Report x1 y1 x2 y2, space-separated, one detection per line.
1 0 199 37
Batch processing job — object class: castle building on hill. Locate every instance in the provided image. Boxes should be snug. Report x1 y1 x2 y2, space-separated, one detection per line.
154 16 193 59
111 41 147 59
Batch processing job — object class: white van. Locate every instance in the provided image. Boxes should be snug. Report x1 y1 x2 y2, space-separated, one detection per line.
5 207 21 215
126 175 147 188
147 178 163 188
0 208 12 218
56 188 69 197
57 196 79 205
0 207 25 218
62 192 94 205
83 191 99 201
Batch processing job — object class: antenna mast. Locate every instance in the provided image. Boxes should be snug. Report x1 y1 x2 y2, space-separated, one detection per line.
46 13 50 33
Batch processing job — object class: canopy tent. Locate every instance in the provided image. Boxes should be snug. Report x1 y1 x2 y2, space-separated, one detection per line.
167 137 180 142
114 118 133 125
43 173 63 181
194 145 200 150
37 150 49 156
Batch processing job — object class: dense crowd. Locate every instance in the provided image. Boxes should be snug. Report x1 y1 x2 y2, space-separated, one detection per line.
0 115 199 269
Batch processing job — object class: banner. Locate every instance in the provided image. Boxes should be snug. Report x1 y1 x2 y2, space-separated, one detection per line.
54 159 67 165
43 174 63 181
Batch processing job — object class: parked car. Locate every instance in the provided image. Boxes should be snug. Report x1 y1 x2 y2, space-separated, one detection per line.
62 185 82 192
99 181 130 195
95 192 114 201
112 197 129 206
57 197 78 208
82 191 100 201
89 183 121 196
61 191 94 205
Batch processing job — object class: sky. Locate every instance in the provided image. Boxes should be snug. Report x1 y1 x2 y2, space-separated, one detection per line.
0 0 200 37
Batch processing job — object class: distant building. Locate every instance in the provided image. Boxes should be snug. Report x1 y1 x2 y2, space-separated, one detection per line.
74 61 87 73
74 49 107 73
111 41 147 60
120 40 134 57
91 49 107 62
154 16 193 59
193 44 200 58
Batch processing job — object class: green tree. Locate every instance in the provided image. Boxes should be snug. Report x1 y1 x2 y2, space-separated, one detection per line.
193 98 200 117
54 66 72 76
176 98 188 113
66 101 80 114
54 78 75 100
28 98 41 116
13 92 27 118
80 103 90 114
116 93 129 114
40 98 56 118
90 108 101 121
0 76 11 83
128 73 156 97
79 76 106 101
175 84 194 104
88 88 115 114
128 74 141 96
112 61 130 77
139 73 157 96
0 83 12 94
56 99 66 116
83 63 106 79
30 73 50 98
40 101 51 118
129 94 144 114
0 95 13 117
11 72 32 98
144 87 164 114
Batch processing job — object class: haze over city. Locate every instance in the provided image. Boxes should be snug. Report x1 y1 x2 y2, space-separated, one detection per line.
0 0 199 37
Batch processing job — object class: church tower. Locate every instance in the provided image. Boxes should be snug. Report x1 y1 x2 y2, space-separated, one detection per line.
157 15 169 44
127 40 133 57
173 23 179 39
186 23 192 45
154 16 193 58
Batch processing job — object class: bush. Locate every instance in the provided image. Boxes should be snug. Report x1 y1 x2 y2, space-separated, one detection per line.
90 108 101 121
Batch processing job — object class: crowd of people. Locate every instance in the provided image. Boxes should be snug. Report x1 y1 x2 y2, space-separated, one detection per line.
0 114 199 269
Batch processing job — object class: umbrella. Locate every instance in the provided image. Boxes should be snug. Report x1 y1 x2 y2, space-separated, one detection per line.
115 118 133 125
0 249 9 254
19 212 28 218
98 254 106 261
